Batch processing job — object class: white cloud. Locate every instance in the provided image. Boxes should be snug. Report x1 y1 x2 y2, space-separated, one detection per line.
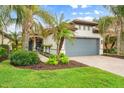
79 12 91 15
70 5 89 9
83 16 94 21
72 12 77 15
99 11 103 14
79 12 83 15
94 10 100 15
85 12 90 14
70 5 78 9
81 5 88 8
77 16 94 21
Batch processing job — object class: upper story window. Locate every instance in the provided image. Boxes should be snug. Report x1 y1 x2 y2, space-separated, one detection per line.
88 26 90 31
79 25 81 30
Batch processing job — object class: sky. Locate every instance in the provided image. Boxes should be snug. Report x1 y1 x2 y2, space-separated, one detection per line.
8 5 112 32
42 5 112 21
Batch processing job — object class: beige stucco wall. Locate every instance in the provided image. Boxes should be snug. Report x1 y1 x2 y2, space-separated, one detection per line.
0 34 12 49
43 35 57 54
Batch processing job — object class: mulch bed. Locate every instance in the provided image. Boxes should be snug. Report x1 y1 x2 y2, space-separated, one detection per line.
104 55 124 59
0 57 7 62
15 60 88 70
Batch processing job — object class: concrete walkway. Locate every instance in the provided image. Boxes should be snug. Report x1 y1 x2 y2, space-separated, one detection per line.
38 53 48 63
70 56 124 76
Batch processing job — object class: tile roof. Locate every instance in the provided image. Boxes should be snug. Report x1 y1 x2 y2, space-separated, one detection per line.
71 19 98 26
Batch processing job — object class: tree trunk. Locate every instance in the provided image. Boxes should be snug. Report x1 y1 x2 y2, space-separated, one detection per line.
56 42 60 61
117 20 122 55
56 42 59 55
58 37 64 54
1 31 4 45
22 31 29 50
111 40 116 49
105 42 109 53
22 6 33 50
15 40 18 50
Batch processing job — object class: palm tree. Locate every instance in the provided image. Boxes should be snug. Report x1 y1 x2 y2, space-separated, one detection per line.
104 5 124 55
10 31 20 50
98 16 113 35
13 5 54 50
0 6 11 45
51 14 75 56
97 16 114 52
0 5 54 50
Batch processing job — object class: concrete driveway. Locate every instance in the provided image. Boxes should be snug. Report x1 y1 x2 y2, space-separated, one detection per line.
70 56 124 76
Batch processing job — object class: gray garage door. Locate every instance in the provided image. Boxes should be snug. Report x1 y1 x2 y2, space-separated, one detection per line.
65 38 99 57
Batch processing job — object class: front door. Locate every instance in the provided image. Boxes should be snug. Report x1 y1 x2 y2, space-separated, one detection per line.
36 37 43 51
29 38 33 51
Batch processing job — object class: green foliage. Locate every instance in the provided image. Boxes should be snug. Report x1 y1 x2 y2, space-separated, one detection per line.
104 48 117 54
110 48 117 54
0 44 9 53
0 47 8 57
10 31 20 50
121 32 124 40
98 16 114 35
47 54 58 65
51 14 75 55
1 60 124 88
47 53 69 65
10 50 39 66
59 53 69 64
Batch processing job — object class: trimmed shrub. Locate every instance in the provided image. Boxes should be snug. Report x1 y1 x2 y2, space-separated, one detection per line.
47 54 58 65
0 44 9 53
103 48 117 54
0 47 8 58
10 50 39 66
59 53 69 64
110 48 117 54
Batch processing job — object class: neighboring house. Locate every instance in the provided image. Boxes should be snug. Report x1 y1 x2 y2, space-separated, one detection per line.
29 19 103 57
0 30 12 49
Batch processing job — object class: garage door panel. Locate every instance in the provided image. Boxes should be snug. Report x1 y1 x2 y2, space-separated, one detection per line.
65 38 99 56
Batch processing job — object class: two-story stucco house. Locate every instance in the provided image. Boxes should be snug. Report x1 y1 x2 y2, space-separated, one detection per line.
29 19 103 57
64 19 103 56
48 19 103 56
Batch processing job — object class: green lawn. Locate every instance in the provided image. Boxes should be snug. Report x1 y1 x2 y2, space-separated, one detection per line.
0 60 124 88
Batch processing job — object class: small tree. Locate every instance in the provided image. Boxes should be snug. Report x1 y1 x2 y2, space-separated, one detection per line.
10 31 20 50
98 16 116 53
105 5 124 55
0 6 11 45
0 5 54 50
52 14 75 57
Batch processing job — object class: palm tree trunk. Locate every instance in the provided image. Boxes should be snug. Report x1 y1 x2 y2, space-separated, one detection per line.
58 37 64 54
56 42 59 55
111 40 116 49
1 31 4 45
22 31 29 50
15 40 18 50
22 6 33 51
117 19 122 55
56 42 60 61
